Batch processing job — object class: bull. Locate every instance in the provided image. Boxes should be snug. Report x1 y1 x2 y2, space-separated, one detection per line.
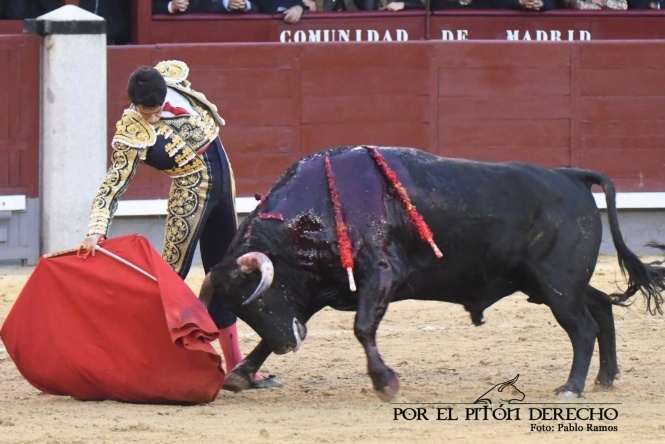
200 145 665 401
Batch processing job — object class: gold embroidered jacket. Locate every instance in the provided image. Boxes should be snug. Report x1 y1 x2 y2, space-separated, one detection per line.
88 60 227 236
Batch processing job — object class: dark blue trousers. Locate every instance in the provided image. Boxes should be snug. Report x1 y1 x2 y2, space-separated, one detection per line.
176 137 238 329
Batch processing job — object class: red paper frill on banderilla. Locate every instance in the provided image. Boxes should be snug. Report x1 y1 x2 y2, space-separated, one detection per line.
0 234 224 404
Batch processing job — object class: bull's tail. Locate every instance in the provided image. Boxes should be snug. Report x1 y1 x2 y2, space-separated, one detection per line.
564 168 665 315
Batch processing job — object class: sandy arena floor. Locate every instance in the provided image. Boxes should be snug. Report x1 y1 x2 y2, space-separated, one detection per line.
0 255 664 444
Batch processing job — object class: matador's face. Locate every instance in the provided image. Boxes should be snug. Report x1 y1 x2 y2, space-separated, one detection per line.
135 104 164 125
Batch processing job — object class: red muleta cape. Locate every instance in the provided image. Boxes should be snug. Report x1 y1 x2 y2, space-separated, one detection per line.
0 234 224 404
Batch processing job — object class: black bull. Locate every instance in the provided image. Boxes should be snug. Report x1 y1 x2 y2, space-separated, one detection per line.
200 146 665 401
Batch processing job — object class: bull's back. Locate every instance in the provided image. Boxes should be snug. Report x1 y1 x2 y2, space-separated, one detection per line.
362 147 603 302
267 145 601 255
375 146 600 238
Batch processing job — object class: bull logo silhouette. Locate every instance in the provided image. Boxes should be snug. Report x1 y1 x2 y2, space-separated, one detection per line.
474 374 525 404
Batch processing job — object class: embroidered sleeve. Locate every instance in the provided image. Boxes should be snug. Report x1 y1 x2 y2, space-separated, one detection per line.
87 141 143 236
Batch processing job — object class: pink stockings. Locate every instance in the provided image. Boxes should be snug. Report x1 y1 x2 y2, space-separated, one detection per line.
217 323 262 381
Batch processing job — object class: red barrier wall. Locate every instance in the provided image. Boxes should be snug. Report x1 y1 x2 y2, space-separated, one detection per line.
1 39 664 199
4 2 665 44
106 41 665 198
0 35 39 198
431 11 665 41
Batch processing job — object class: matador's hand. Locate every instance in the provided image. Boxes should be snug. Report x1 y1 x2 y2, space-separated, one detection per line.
81 234 103 256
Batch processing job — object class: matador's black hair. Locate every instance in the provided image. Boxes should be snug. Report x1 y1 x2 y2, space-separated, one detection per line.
127 66 167 108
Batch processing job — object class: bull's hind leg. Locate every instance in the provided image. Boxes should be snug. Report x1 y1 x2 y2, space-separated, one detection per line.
586 286 620 388
354 268 399 402
542 284 599 397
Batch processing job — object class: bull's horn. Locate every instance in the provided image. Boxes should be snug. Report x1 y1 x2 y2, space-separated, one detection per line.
237 252 274 305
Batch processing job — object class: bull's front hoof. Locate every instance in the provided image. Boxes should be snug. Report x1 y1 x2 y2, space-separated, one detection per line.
375 374 400 402
223 371 252 393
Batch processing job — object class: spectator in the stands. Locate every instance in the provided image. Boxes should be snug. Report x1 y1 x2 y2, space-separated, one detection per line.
223 0 258 12
627 0 661 7
560 0 626 8
432 0 557 9
0 1 131 44
337 0 424 9
252 0 312 23
153 0 320 17
493 0 557 10
383 0 426 10
430 0 492 9
152 0 240 13
80 0 132 45
314 0 352 9
2 0 59 19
